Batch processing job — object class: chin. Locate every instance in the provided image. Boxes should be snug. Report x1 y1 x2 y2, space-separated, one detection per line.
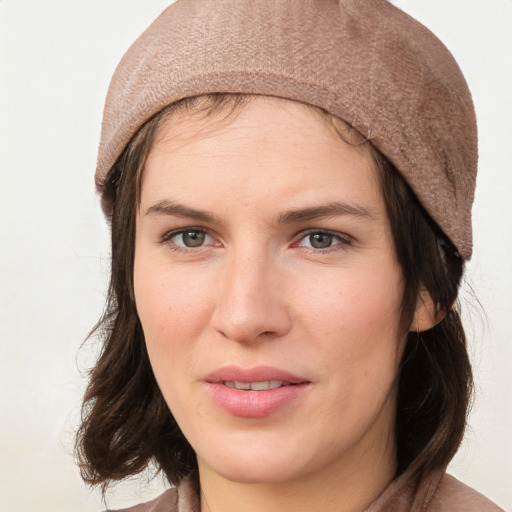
196 436 317 485
213 459 307 485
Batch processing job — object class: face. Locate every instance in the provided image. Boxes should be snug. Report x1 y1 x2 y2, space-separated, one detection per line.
134 97 409 486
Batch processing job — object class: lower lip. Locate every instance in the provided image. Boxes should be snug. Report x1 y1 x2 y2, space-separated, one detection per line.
205 382 310 418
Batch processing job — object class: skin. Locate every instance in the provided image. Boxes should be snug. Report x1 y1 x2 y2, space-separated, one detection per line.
134 97 436 512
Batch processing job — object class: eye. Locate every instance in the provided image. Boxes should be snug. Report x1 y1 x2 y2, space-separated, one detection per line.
163 228 217 249
297 230 352 250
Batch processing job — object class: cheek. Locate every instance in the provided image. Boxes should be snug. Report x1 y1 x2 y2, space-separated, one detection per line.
134 255 210 343
296 265 404 391
133 255 216 407
133 253 223 440
298 264 403 340
133 257 208 418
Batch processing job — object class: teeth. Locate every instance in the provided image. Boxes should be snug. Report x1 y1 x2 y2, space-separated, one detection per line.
232 381 251 390
223 380 286 390
251 380 283 390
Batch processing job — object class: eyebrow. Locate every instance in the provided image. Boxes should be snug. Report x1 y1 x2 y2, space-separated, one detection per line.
146 199 374 225
277 202 374 224
146 200 220 223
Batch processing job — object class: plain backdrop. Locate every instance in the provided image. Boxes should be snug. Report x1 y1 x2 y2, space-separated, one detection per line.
0 1 511 510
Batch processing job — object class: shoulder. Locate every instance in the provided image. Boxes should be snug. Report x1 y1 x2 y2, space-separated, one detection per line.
106 474 199 512
429 474 504 512
366 469 503 512
107 488 178 512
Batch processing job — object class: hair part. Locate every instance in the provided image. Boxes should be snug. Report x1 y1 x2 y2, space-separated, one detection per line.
77 94 473 492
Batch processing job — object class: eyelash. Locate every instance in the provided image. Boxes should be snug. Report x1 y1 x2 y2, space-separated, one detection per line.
160 227 353 253
295 229 353 253
160 227 218 253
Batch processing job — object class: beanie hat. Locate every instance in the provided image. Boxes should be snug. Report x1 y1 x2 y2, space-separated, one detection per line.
95 0 478 260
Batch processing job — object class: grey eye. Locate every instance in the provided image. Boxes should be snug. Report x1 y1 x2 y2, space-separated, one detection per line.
175 230 207 247
308 233 334 249
297 231 351 250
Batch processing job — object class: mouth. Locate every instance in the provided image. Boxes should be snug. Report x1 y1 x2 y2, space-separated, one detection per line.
204 366 311 417
222 380 300 391
205 365 308 385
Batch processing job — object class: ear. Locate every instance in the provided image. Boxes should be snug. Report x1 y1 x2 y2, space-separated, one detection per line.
410 290 445 333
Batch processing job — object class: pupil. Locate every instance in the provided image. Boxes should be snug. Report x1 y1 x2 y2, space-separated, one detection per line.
183 231 205 247
310 233 332 249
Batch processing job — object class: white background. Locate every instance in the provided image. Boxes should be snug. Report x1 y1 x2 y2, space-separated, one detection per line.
0 1 511 510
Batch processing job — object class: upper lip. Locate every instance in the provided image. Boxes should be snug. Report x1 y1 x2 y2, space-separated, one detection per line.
204 365 309 384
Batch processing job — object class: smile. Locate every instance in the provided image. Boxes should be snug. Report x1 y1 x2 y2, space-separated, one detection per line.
222 380 295 391
204 366 311 418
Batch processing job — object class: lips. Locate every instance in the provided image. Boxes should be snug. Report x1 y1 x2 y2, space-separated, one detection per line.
204 366 311 418
223 380 290 390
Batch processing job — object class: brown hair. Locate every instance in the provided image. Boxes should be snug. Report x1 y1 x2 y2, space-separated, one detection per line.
76 94 472 491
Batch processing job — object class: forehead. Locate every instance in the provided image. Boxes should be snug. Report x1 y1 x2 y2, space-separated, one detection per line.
140 96 384 219
150 96 369 159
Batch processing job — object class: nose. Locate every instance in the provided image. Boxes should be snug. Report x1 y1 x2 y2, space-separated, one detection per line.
211 250 292 344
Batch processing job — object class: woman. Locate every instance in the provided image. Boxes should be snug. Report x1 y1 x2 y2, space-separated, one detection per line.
76 1 503 510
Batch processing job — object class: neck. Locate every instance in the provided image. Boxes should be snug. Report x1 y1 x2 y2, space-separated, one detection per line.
198 430 397 512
